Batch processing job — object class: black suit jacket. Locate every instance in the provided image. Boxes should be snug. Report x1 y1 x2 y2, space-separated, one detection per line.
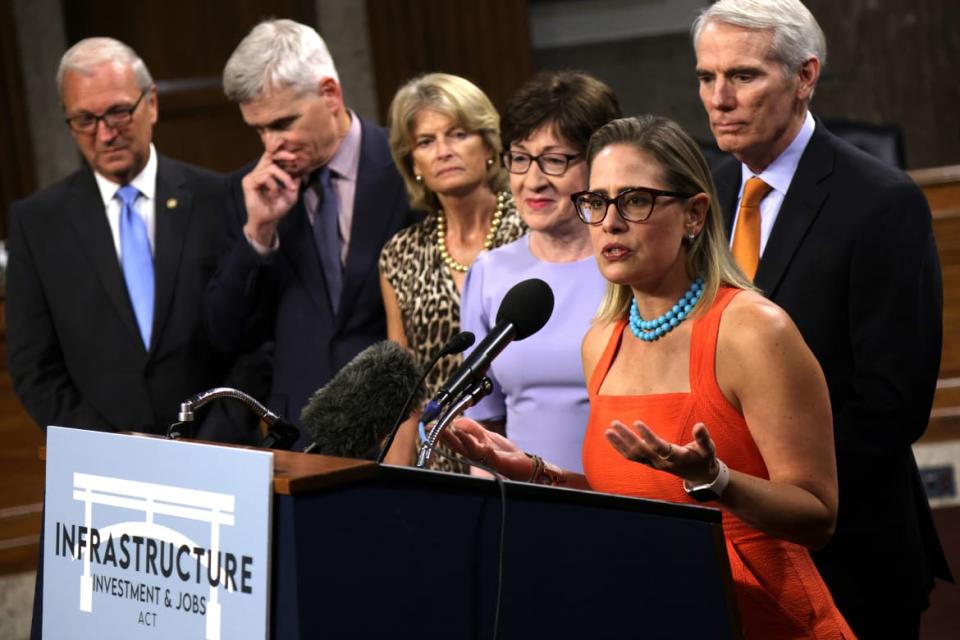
6 154 260 437
715 121 952 626
204 119 417 449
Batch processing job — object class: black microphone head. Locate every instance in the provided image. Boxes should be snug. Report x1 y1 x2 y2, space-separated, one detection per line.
300 341 422 458
439 331 475 357
495 278 555 340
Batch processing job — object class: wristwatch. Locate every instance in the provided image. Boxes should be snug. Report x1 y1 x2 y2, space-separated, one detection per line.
683 459 729 502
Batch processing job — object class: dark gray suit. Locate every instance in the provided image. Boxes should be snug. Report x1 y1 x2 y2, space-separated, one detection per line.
715 121 952 636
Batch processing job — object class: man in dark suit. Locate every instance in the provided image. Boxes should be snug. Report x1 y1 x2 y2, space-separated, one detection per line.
9 37 272 640
6 37 260 440
206 19 417 450
692 1 951 637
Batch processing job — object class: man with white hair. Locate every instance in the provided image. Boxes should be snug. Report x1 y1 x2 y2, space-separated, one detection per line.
6 37 255 440
206 19 416 450
693 0 951 636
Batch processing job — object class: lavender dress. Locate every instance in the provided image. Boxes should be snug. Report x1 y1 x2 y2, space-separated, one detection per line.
460 235 606 472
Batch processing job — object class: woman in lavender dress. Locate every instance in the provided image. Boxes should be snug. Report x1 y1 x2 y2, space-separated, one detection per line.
460 72 621 472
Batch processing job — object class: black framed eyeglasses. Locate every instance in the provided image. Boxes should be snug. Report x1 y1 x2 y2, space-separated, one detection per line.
65 90 148 134
502 150 581 176
571 187 696 224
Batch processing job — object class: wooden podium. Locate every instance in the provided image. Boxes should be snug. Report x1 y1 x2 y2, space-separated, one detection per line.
269 451 742 639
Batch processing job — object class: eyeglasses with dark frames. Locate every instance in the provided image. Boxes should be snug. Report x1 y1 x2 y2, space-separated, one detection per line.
502 150 581 176
571 187 696 224
65 90 148 134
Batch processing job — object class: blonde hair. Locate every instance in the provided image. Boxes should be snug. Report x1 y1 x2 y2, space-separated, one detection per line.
387 73 506 213
586 115 755 323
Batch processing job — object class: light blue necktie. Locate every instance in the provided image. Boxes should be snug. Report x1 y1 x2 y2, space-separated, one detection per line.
116 184 154 348
312 167 343 313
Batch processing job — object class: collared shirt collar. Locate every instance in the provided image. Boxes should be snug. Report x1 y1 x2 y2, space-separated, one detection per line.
326 111 362 182
740 111 815 197
94 143 158 204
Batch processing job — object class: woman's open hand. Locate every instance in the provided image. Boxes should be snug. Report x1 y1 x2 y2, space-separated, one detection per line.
440 417 532 481
605 420 720 486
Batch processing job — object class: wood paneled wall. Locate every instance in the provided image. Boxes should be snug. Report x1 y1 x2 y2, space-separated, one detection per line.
790 0 960 170
366 0 533 119
0 1 36 239
913 165 960 442
0 302 44 575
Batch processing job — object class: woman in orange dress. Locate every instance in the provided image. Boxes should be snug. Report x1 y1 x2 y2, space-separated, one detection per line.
444 115 855 639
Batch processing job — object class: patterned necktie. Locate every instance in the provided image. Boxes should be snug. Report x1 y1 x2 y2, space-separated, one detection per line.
731 176 773 280
116 184 154 348
312 167 343 313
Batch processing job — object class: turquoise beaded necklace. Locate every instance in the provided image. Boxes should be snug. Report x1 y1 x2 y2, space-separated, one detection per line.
628 276 705 342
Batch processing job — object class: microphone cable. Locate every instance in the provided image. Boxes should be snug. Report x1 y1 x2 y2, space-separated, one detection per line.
427 442 508 640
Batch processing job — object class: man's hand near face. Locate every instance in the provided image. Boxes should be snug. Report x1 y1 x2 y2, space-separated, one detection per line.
241 147 302 249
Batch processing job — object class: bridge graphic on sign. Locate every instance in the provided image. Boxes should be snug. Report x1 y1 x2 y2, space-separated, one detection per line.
72 472 236 640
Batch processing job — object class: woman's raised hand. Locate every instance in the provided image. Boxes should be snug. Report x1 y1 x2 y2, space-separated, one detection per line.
605 420 720 486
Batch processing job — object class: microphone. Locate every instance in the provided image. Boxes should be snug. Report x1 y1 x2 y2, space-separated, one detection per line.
376 330 476 464
300 341 422 458
422 278 555 423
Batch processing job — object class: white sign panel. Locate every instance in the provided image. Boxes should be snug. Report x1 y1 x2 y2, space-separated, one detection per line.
43 427 273 639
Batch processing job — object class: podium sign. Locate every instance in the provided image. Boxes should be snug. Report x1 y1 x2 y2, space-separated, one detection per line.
42 427 273 639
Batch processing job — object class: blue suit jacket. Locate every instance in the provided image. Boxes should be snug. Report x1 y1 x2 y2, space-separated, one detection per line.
715 121 951 630
205 119 417 449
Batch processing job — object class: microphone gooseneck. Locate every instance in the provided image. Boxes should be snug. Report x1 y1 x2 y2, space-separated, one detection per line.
416 377 493 468
376 331 475 464
167 387 299 450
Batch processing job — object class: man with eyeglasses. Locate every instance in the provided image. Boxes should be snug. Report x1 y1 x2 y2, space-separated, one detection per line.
692 1 950 636
6 37 264 443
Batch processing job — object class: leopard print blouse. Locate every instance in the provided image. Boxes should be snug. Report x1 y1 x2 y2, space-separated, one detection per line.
379 191 526 473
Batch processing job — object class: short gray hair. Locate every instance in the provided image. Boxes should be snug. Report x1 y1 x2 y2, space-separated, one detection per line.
223 19 339 103
57 37 154 102
692 0 826 75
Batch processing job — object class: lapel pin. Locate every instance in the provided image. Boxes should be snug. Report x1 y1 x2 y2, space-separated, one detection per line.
166 198 178 209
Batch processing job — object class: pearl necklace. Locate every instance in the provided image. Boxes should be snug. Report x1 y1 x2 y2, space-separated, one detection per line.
436 191 508 273
629 277 705 342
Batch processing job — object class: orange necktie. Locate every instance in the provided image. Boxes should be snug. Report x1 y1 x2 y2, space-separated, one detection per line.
731 176 772 280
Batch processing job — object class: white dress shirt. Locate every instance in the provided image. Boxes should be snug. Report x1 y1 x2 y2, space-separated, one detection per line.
93 143 159 258
730 111 816 256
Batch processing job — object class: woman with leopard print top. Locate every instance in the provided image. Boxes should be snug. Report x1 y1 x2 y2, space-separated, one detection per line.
378 73 526 472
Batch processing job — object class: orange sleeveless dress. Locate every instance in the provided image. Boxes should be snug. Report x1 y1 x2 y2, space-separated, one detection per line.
583 287 855 639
